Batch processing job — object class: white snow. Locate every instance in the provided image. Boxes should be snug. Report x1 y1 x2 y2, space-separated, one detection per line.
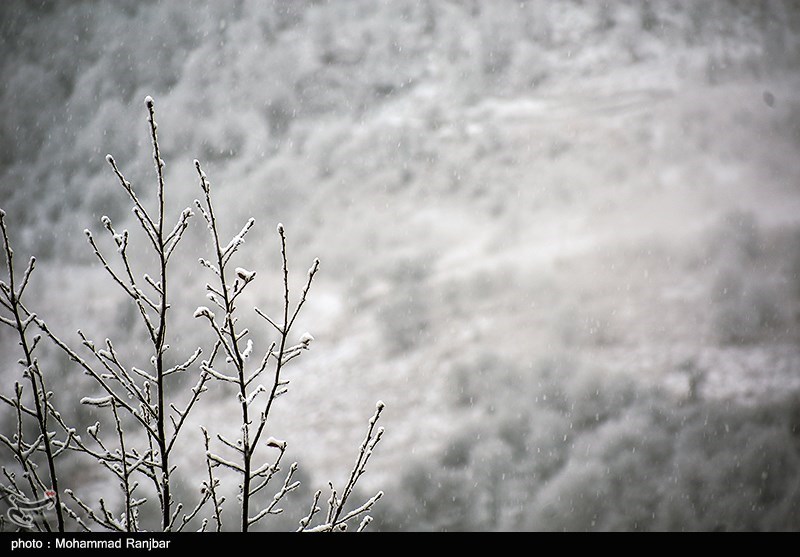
242 338 254 359
235 267 256 282
299 332 314 346
222 236 244 254
80 395 114 407
193 306 214 320
240 384 266 406
206 452 244 472
265 437 287 450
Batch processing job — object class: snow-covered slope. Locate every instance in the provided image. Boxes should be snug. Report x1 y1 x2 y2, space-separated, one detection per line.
2 0 800 531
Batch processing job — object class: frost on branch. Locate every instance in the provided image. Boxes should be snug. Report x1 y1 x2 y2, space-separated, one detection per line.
80 396 115 408
194 306 215 320
235 267 256 282
265 437 287 450
299 332 314 347
242 339 254 360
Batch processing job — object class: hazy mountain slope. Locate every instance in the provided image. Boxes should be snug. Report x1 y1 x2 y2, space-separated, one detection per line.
2 0 800 531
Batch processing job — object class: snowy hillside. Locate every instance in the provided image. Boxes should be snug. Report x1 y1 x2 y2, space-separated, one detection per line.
2 0 800 531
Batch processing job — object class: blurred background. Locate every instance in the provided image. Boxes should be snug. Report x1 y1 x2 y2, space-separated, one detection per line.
2 0 800 531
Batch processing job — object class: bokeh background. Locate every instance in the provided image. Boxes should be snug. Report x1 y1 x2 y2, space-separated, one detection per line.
2 0 800 531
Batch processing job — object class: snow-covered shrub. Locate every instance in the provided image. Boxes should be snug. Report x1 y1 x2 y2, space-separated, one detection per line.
0 97 384 532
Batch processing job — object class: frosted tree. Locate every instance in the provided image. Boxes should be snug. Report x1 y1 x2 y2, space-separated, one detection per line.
0 210 65 531
0 96 384 532
193 158 384 532
18 96 205 531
